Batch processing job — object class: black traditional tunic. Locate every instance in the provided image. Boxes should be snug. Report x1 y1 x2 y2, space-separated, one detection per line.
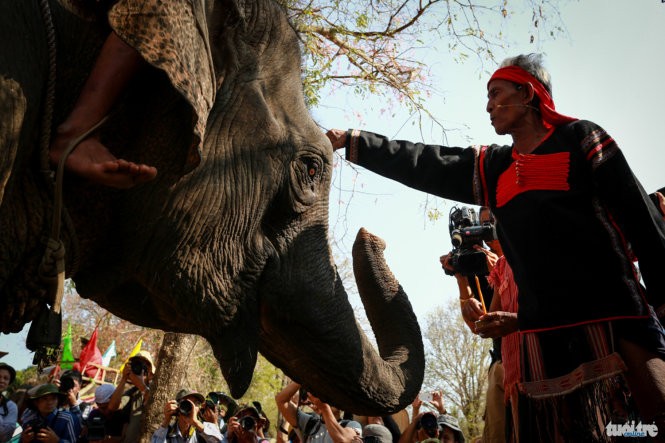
345 120 665 335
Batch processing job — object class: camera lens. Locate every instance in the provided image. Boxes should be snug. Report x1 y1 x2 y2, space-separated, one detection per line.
130 360 147 376
59 376 75 392
207 392 219 404
239 416 256 431
178 399 193 416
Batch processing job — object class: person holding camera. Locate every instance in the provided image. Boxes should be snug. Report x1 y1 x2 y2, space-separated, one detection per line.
327 52 665 439
222 404 268 443
0 363 18 443
200 392 237 433
275 382 361 443
80 384 124 443
107 351 155 443
18 384 80 443
397 393 447 443
56 370 91 436
440 206 506 443
151 389 221 443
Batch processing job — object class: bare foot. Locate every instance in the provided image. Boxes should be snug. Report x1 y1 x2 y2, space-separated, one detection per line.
50 134 157 189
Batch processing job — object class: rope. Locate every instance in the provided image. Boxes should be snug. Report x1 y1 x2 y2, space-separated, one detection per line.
39 116 108 314
36 0 94 315
39 0 57 174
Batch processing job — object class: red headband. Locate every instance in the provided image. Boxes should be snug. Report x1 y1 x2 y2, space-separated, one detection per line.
488 65 576 128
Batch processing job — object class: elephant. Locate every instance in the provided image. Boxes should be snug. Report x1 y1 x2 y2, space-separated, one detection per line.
0 0 424 414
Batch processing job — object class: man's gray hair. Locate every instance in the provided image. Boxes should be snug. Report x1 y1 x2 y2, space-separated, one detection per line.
500 53 552 96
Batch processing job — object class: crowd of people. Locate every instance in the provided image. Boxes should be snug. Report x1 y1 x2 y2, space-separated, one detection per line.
1 351 470 443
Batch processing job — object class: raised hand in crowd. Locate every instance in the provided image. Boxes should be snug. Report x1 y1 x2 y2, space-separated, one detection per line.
430 391 447 415
160 399 180 428
200 402 219 427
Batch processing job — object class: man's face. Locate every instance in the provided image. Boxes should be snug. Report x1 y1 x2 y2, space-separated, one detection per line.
486 79 527 135
479 208 502 255
440 427 457 443
0 369 11 391
71 378 81 395
35 394 59 416
96 402 111 416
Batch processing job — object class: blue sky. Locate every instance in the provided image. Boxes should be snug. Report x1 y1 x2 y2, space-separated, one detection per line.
2 0 664 371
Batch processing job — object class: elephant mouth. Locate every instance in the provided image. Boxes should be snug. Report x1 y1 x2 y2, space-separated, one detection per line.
253 227 424 415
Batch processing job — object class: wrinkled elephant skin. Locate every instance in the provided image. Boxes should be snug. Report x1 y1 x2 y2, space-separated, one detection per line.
0 0 424 413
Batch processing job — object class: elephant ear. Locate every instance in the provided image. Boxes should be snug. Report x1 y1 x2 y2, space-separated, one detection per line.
208 0 247 89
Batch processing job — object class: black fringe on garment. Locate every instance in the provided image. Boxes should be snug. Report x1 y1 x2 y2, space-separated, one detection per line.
515 375 639 443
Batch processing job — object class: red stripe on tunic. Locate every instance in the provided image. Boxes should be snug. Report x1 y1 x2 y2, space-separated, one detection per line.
585 136 614 161
496 151 570 207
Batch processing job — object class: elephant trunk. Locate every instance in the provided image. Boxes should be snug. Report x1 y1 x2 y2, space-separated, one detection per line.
258 227 424 415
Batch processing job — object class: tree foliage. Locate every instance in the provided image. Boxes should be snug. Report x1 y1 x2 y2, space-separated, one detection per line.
422 301 491 439
280 0 566 113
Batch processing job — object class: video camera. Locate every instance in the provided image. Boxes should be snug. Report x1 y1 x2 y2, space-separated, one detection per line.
445 206 497 277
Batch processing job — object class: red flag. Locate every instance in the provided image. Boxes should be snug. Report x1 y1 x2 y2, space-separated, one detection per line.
74 328 102 378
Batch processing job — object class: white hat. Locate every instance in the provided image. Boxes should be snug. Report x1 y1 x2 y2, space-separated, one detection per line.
94 384 115 404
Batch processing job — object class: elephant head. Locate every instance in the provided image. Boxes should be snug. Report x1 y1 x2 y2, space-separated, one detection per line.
0 0 423 414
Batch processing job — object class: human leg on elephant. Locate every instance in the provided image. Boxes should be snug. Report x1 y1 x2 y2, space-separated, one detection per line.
49 31 158 189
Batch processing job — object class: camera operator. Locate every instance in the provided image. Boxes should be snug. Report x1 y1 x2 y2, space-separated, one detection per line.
201 392 237 433
80 384 124 443
397 410 438 443
397 394 443 443
440 206 505 443
223 404 268 443
152 389 221 443
107 351 155 443
275 382 361 443
19 384 79 443
57 369 91 434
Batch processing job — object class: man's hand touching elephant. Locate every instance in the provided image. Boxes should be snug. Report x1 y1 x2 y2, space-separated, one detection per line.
326 129 348 151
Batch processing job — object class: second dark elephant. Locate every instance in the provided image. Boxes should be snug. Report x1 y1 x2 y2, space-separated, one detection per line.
0 0 424 414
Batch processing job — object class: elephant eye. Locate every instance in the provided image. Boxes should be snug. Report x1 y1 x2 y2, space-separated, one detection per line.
304 158 320 180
